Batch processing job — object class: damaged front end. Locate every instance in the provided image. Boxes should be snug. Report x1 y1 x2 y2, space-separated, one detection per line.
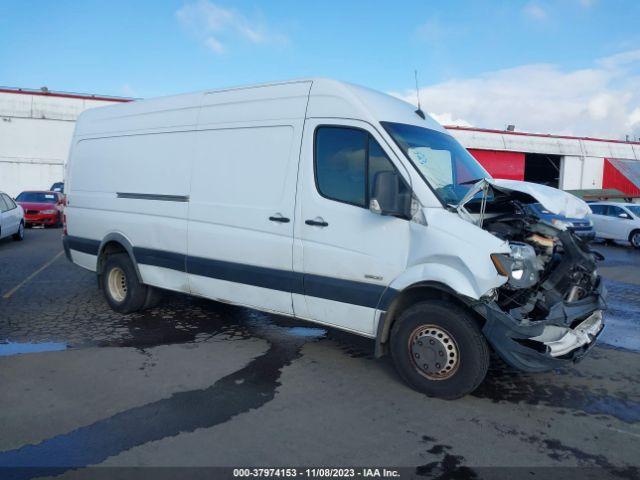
458 179 606 372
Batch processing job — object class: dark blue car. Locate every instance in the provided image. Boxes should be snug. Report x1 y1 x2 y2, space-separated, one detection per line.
527 203 595 241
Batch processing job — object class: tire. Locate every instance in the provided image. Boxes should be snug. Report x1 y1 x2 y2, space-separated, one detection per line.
390 300 490 399
629 230 640 249
101 253 148 314
12 222 25 241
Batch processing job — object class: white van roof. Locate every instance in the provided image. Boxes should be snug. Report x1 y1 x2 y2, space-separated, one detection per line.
73 78 447 137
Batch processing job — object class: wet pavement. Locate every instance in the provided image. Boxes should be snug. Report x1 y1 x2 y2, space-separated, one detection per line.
0 229 639 478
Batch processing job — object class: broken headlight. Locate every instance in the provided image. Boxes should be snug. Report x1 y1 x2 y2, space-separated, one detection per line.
491 242 542 289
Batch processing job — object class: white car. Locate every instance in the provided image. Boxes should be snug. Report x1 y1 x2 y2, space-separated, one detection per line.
588 202 640 248
63 78 605 398
0 191 25 241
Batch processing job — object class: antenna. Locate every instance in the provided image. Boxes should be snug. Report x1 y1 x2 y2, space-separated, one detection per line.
414 70 425 119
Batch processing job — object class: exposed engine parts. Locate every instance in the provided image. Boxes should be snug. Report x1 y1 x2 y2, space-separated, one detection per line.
483 202 602 324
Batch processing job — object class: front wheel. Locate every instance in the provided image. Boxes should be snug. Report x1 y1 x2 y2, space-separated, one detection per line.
12 222 24 241
101 253 148 314
390 300 489 399
630 230 640 249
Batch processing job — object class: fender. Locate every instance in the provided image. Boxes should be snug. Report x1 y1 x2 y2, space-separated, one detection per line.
97 232 143 282
373 258 505 358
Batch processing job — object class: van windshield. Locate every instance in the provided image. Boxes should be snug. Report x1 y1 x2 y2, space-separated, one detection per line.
381 122 491 205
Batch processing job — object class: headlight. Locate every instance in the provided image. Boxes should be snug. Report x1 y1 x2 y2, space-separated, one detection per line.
490 253 512 277
40 209 56 214
491 243 541 289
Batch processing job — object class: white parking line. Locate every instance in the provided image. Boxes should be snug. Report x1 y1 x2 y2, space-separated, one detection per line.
2 250 64 300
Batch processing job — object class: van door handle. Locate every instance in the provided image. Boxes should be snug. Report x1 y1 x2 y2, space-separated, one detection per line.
305 218 329 227
269 214 290 223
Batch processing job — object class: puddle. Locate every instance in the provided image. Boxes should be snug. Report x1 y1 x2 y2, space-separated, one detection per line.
599 279 640 353
473 358 640 423
0 342 67 357
0 311 325 478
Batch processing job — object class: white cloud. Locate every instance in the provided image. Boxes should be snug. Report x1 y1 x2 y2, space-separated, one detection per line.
391 50 640 140
415 18 449 43
523 2 548 20
176 0 286 55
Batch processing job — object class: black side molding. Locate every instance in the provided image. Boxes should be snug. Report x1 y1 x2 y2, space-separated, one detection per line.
116 193 189 202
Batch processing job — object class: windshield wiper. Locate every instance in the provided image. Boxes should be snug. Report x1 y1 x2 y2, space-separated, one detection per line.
459 177 488 186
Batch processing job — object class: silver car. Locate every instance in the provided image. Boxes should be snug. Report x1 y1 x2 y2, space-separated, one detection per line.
588 202 640 248
0 191 25 242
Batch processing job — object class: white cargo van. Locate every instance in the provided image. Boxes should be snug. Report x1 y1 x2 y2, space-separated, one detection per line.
64 79 605 398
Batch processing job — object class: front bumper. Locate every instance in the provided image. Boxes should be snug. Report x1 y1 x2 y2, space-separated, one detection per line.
474 279 607 372
25 213 58 225
571 229 596 241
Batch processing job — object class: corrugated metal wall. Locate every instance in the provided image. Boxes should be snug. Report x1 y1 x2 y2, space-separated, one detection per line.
603 159 640 197
468 149 525 180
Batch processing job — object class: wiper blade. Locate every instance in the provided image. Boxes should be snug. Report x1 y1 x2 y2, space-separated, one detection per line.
459 177 488 185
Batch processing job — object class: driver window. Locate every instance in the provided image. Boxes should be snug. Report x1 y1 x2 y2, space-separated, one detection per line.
607 206 627 218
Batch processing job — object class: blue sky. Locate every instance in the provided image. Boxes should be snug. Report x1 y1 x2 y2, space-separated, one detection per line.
2 0 640 138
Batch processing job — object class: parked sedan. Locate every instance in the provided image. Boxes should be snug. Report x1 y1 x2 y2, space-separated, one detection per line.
589 202 640 248
50 181 64 193
527 202 596 241
0 191 25 241
15 191 65 228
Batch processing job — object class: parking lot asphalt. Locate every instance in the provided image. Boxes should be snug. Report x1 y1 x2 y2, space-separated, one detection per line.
1 228 639 478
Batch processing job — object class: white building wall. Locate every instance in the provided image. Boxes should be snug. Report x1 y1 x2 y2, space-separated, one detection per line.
560 156 604 190
0 91 121 197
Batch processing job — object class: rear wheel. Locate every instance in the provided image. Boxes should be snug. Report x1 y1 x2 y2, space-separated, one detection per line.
630 230 640 249
101 253 148 313
12 222 24 241
390 300 489 399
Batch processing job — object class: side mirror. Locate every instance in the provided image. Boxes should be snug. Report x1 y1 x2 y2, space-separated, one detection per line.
619 213 630 219
369 171 411 219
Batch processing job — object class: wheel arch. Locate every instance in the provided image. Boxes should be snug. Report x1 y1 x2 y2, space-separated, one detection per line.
628 228 640 247
97 233 143 282
374 281 487 358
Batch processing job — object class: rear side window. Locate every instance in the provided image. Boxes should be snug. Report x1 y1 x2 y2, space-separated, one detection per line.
315 127 406 208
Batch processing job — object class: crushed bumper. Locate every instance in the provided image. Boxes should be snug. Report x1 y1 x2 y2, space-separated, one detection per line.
474 279 607 372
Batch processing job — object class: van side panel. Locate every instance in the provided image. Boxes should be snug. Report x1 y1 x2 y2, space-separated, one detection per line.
185 82 310 314
187 125 300 313
66 130 195 293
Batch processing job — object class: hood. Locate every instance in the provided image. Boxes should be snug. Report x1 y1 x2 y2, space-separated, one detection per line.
17 202 58 210
458 178 591 219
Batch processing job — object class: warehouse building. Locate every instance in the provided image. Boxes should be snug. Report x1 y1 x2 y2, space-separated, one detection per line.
1 86 639 199
0 88 129 197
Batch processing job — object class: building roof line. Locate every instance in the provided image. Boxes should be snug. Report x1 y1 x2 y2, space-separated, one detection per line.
0 87 133 103
445 125 640 146
2 86 638 146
